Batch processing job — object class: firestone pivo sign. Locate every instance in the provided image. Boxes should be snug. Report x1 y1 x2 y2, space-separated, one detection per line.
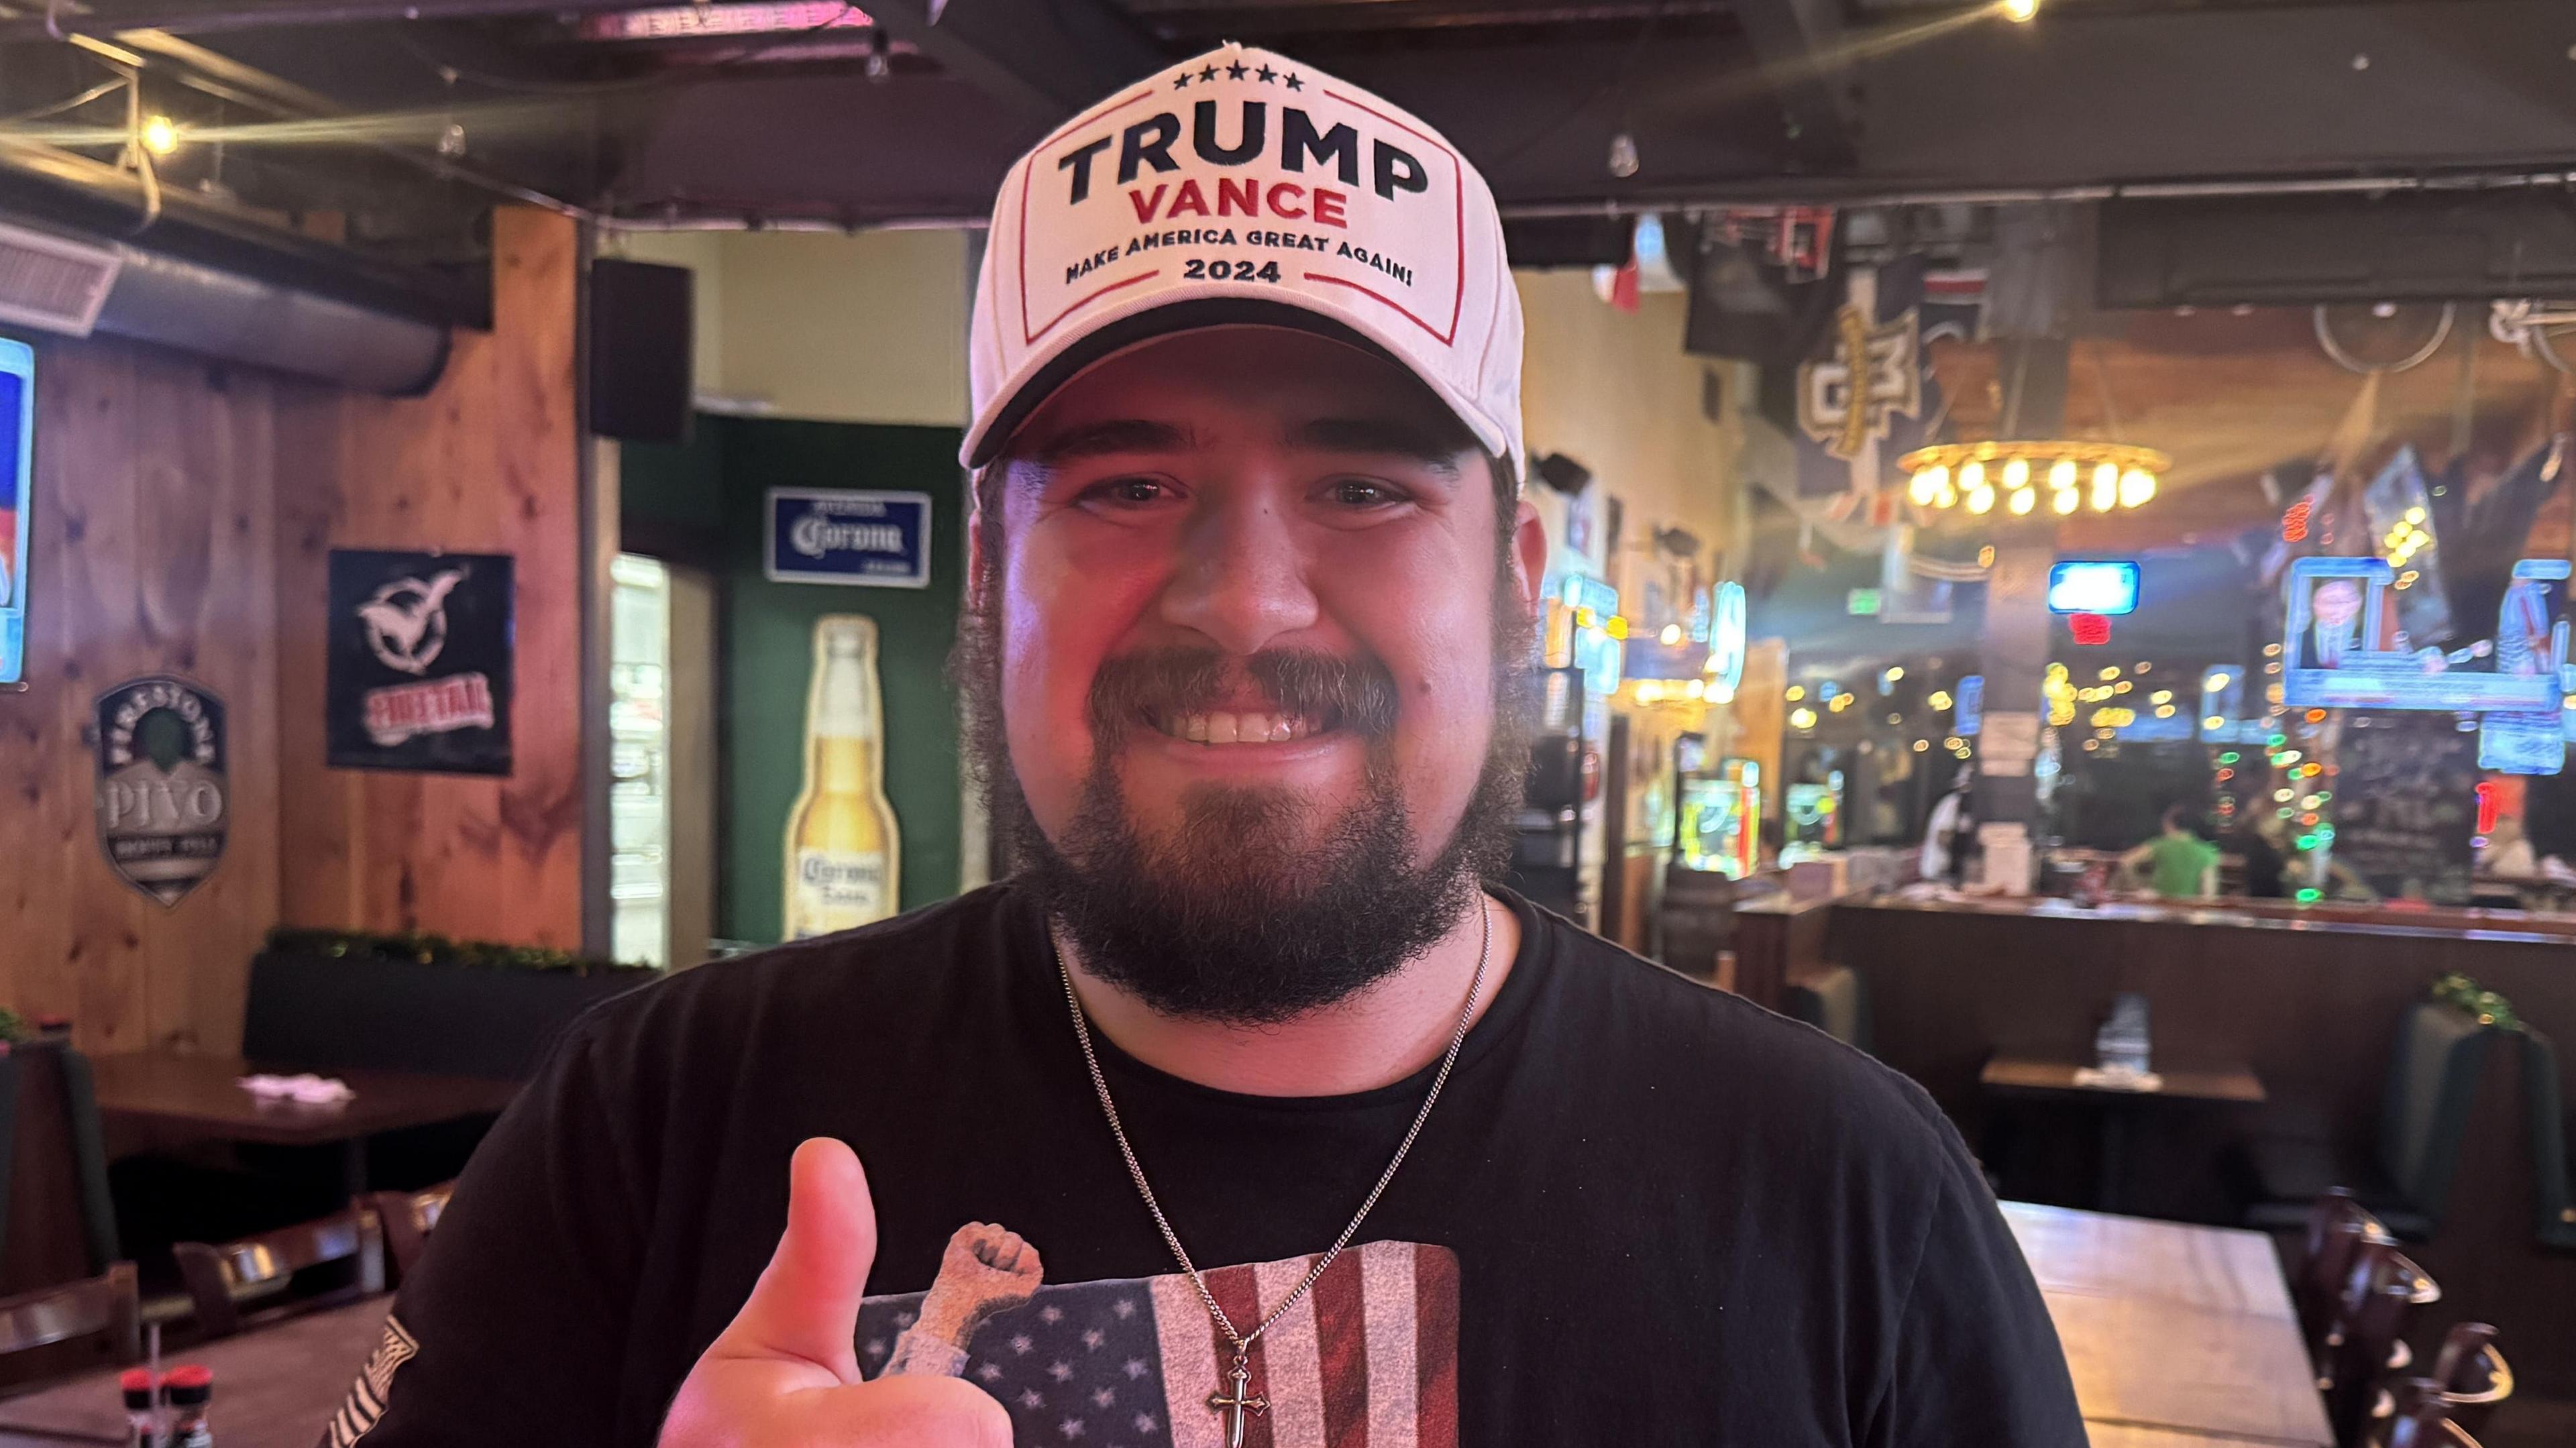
765 489 933 589
93 675 227 905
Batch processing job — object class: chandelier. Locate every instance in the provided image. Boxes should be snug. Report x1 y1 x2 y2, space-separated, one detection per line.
1897 441 2170 516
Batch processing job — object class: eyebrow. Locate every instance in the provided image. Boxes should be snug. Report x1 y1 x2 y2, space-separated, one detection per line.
1017 419 1194 465
1287 416 1467 478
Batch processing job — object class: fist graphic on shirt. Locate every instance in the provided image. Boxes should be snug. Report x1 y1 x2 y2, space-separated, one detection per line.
911 1222 1045 1353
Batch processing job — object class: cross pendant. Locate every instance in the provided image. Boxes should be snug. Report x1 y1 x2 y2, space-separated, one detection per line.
1207 1353 1268 1448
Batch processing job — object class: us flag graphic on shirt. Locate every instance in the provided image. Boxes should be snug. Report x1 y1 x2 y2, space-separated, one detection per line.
856 1238 1459 1448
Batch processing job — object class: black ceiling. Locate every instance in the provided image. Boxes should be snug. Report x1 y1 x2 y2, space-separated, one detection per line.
0 0 2572 272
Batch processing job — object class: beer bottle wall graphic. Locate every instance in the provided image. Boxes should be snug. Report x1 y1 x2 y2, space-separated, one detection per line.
784 615 901 937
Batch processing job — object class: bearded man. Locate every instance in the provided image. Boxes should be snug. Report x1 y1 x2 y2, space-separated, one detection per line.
337 42 2082 1448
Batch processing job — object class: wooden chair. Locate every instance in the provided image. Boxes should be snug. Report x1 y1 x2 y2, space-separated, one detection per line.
0 1262 141 1370
2386 1376 2485 1448
363 1181 455 1283
2298 1188 2396 1368
2422 1323 2512 1438
172 1207 384 1341
2322 1240 2441 1448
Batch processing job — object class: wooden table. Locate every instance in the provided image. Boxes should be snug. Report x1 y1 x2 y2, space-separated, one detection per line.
2002 1201 2295 1320
91 1052 519 1196
1982 1056 2267 1211
0 1296 388 1447
2003 1202 2332 1447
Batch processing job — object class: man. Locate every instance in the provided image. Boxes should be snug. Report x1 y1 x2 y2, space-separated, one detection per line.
1919 764 1975 884
2123 803 2220 900
335 42 2081 1447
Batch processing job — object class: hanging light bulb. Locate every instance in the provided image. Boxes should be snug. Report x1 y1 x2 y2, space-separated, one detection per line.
2048 457 2078 492
2092 462 2120 512
1910 467 1945 506
1967 483 1996 514
1960 460 1987 494
1607 131 1640 179
2002 458 2031 492
2053 488 2080 516
2119 468 2156 508
2009 488 2037 515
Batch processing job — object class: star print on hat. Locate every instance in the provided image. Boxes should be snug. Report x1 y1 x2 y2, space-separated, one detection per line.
963 41 1524 481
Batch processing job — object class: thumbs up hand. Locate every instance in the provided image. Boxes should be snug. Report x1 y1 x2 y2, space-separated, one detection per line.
659 1138 1014 1447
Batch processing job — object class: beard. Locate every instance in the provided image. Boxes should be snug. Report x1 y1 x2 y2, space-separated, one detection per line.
953 555 1534 1025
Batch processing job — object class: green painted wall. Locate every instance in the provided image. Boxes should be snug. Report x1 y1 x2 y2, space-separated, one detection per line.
623 416 966 944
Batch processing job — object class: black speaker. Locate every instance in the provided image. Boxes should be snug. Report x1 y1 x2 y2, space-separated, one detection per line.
588 258 693 444
1501 215 1633 270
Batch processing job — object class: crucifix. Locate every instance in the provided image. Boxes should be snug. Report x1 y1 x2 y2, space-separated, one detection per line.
1207 1353 1268 1448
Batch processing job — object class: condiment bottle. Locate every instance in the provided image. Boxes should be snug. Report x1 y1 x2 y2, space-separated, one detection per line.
119 1367 157 1448
161 1365 212 1448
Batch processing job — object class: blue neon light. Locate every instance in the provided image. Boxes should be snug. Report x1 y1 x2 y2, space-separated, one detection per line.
2047 560 2140 616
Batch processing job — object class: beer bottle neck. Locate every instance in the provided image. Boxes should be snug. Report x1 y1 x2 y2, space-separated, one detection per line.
807 647 882 793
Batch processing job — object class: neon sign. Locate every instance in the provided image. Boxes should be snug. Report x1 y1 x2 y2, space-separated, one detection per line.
1705 581 1747 693
2283 555 2575 774
2047 560 2140 616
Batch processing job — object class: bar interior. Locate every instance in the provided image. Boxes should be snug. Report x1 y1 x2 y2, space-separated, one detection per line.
0 1 2569 1444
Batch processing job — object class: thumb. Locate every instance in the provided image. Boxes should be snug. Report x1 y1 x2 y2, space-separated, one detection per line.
718 1136 878 1381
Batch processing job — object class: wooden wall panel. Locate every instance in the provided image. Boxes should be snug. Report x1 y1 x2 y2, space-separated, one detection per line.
274 207 586 949
0 203 588 1054
0 340 285 1056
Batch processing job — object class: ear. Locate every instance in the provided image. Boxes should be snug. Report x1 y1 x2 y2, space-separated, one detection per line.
1509 497 1548 617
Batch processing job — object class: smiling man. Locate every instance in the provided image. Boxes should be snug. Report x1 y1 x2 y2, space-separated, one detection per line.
337 42 2081 1448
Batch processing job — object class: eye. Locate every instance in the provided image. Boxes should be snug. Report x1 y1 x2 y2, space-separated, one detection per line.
1324 477 1409 509
1077 476 1178 510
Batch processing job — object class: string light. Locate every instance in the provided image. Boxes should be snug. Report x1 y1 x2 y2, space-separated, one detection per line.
1899 443 2167 516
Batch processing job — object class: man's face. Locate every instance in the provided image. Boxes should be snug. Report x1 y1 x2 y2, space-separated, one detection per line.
966 326 1546 1020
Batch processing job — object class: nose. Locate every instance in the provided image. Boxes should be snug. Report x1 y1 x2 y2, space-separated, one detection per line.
1158 490 1320 655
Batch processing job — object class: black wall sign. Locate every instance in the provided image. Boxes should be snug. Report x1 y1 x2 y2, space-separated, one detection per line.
2334 710 2479 904
94 675 227 905
326 549 514 775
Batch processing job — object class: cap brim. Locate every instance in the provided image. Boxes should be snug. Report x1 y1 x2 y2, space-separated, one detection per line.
964 296 1509 472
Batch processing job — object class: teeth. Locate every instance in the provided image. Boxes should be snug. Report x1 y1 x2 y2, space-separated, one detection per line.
1157 710 1316 745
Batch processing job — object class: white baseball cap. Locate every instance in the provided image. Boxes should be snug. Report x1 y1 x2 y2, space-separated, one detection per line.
963 41 1523 482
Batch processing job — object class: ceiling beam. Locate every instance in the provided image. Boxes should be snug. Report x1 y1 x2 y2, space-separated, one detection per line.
860 0 1165 129
1725 0 1860 172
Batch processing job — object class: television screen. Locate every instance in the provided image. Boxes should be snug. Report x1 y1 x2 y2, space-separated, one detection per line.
2047 559 2140 616
0 339 30 686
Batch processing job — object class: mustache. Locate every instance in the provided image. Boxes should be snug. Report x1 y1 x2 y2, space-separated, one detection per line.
1087 647 1401 744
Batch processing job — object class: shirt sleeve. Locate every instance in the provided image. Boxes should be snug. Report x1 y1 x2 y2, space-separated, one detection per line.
1870 1119 2088 1446
323 1018 644 1448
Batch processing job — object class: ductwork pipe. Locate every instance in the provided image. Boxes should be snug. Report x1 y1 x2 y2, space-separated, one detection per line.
93 241 449 395
0 137 464 395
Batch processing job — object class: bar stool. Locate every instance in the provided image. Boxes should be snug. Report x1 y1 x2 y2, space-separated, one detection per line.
2322 1239 2440 1448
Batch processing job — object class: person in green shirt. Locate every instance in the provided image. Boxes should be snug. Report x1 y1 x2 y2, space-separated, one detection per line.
2122 803 2220 899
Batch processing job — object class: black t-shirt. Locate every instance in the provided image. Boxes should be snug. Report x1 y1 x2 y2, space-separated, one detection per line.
331 885 2082 1447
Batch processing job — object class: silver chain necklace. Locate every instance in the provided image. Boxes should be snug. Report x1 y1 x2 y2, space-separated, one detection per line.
1055 896 1493 1448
